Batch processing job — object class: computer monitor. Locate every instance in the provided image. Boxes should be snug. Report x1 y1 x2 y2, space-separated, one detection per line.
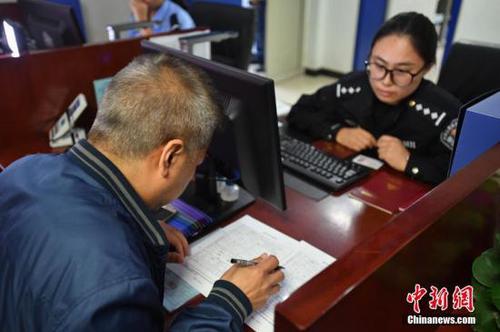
142 40 287 222
18 0 84 50
448 89 500 177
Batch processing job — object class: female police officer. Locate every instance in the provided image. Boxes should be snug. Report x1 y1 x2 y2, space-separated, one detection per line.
287 12 460 184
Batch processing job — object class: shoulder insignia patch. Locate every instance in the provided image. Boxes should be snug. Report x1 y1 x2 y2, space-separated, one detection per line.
336 83 362 98
440 118 458 150
408 99 447 127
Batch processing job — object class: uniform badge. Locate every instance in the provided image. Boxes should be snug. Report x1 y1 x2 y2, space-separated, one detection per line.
440 118 458 150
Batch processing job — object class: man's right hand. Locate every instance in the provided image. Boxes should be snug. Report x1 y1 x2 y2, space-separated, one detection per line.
336 127 376 152
221 254 284 310
129 0 149 21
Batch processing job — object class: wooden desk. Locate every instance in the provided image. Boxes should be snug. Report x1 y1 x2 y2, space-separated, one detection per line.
275 144 499 331
0 28 204 167
169 146 498 332
0 3 22 24
0 39 143 166
2 38 497 331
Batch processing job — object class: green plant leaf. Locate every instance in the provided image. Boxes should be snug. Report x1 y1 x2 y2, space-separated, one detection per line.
473 249 500 288
472 278 499 332
491 285 500 312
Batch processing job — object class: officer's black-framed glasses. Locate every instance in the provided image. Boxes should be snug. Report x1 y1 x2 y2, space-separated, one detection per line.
364 60 425 87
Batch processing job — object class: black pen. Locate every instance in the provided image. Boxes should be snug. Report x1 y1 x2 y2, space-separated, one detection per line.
230 258 285 270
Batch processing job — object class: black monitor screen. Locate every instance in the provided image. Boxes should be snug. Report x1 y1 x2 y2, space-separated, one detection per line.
141 40 287 219
19 0 84 50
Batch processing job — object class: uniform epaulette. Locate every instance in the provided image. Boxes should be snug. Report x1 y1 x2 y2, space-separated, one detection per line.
336 71 369 99
336 83 362 98
407 98 447 127
408 81 460 128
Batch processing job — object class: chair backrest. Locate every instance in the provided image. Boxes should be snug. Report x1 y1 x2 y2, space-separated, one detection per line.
437 41 500 104
189 2 255 70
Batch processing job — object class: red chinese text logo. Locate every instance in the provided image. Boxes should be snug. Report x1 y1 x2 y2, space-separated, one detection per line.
406 284 474 313
452 286 474 313
407 284 427 313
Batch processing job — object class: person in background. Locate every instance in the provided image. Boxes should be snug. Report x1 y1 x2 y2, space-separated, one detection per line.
129 0 195 37
0 54 284 331
288 12 461 184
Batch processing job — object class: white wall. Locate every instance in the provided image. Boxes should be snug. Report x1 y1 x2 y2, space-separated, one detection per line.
453 0 500 45
302 0 360 74
80 0 130 43
265 0 304 81
299 0 444 75
385 0 438 21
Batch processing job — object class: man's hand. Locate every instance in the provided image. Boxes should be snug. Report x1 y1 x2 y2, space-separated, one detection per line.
221 254 284 310
130 0 149 21
336 127 376 152
160 223 189 263
377 135 410 172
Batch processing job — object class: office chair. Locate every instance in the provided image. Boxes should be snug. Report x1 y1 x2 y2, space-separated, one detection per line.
437 41 500 104
189 2 256 70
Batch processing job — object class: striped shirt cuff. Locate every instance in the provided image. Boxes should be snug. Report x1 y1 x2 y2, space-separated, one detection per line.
206 279 253 325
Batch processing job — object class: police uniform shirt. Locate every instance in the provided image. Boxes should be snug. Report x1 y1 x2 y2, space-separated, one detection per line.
287 71 461 184
128 0 195 37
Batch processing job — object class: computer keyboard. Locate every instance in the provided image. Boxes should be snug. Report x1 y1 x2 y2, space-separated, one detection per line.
280 134 372 191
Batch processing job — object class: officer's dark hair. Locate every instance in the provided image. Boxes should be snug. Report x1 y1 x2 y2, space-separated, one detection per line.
371 12 437 67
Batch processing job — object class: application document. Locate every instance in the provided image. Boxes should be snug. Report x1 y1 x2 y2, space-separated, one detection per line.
167 215 336 332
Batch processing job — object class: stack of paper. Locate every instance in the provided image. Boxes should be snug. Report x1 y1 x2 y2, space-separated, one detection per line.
166 215 335 332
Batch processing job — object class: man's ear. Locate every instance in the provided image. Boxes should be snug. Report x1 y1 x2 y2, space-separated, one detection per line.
159 139 185 177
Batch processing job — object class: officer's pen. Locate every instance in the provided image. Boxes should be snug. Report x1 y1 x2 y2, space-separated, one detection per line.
230 258 285 270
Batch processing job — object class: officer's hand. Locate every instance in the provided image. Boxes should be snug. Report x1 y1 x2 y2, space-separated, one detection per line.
130 0 149 21
336 127 376 152
160 223 190 263
221 253 284 310
377 135 410 172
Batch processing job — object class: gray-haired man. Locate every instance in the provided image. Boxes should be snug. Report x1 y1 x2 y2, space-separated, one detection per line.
0 54 284 332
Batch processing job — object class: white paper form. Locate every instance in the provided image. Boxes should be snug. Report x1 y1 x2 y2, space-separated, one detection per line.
167 215 336 332
246 241 335 332
168 215 299 295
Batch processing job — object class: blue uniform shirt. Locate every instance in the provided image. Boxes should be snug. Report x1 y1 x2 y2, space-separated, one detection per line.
129 0 195 37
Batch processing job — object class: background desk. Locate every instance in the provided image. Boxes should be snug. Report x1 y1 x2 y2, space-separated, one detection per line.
0 27 204 167
1 38 498 331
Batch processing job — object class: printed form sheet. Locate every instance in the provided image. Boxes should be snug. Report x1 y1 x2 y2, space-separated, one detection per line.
167 215 336 332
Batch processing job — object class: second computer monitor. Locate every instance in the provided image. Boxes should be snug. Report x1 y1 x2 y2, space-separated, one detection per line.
19 0 84 50
142 40 287 217
448 89 500 177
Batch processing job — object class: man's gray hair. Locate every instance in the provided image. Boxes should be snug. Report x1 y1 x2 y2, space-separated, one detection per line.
88 54 223 158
